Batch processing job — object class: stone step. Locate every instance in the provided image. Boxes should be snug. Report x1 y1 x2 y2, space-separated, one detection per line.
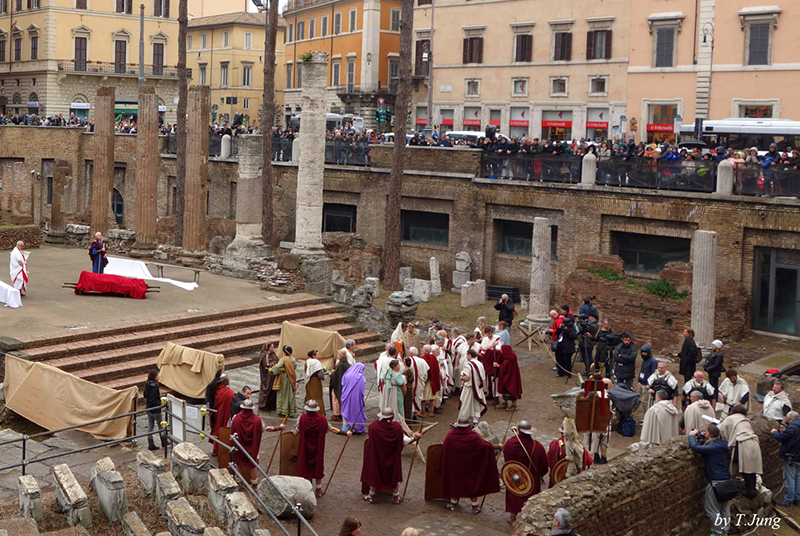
46 313 353 373
77 354 256 384
25 302 339 361
21 296 329 349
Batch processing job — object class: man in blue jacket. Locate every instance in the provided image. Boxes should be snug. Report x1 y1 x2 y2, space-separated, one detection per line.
689 424 732 536
772 411 800 506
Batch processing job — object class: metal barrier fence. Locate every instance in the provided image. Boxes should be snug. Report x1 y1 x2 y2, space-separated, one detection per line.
481 152 582 182
596 158 716 192
734 163 800 197
324 141 372 166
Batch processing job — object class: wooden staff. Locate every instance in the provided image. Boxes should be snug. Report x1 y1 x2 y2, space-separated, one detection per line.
483 408 516 511
265 415 289 473
323 433 351 495
402 424 424 501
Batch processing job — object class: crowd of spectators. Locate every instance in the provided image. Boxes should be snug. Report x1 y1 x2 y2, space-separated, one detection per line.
0 112 92 128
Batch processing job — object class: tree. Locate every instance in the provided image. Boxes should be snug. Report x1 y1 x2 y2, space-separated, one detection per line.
174 0 188 246
384 0 413 290
261 0 279 245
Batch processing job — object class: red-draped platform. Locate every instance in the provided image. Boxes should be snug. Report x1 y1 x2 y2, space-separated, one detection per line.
74 271 148 300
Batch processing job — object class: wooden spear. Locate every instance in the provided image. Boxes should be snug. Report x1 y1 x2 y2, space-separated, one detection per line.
265 414 289 474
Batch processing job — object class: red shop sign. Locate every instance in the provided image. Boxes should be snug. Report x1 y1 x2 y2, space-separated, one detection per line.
541 120 572 128
509 120 529 127
586 121 609 129
647 123 675 132
415 118 427 125
463 119 481 126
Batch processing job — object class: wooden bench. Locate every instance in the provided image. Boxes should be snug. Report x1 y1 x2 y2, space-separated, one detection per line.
149 263 203 283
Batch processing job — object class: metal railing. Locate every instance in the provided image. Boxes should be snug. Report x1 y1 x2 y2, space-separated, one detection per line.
596 157 716 192
734 162 800 197
324 140 371 166
165 134 239 158
481 152 582 183
56 60 184 77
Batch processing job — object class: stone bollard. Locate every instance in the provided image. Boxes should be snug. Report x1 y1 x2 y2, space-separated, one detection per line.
18 475 42 524
96 470 128 524
221 134 232 159
156 472 183 516
208 468 238 524
715 159 734 195
581 152 597 186
53 463 92 530
123 511 153 536
165 497 206 536
225 491 259 536
171 442 210 494
138 449 166 495
90 456 115 491
429 257 443 296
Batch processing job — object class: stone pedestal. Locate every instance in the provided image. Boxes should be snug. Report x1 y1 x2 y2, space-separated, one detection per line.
208 469 237 524
172 442 210 494
299 256 334 296
90 456 115 491
715 160 734 195
581 153 597 187
332 281 354 304
96 470 128 524
221 135 232 159
399 267 412 288
451 271 470 292
291 52 329 257
53 464 92 530
183 86 211 253
156 472 182 515
44 159 70 244
256 475 316 519
429 257 442 296
225 491 259 536
165 497 206 536
364 277 380 298
18 475 42 524
220 135 273 278
352 285 374 308
91 87 115 236
123 511 152 536
527 217 552 325
455 252 472 272
137 449 166 495
691 230 717 348
404 278 431 302
132 86 160 257
461 279 486 308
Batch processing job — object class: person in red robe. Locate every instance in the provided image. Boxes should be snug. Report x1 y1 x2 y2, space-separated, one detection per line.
547 417 593 488
231 399 284 486
496 345 523 410
420 346 441 417
293 400 350 497
440 417 501 514
501 420 548 524
361 407 420 504
206 372 235 456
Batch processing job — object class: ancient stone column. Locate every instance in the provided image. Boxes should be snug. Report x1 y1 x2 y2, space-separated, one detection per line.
131 85 159 257
691 230 717 348
183 86 211 253
221 135 272 276
581 152 597 187
291 52 329 257
91 87 115 236
45 159 71 243
430 257 442 296
527 217 551 325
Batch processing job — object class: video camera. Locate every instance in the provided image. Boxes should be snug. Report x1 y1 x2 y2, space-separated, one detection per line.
695 430 708 444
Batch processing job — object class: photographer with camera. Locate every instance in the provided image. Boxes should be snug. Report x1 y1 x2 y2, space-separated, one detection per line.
688 424 734 536
772 411 800 506
576 314 599 375
494 294 516 326
592 319 619 378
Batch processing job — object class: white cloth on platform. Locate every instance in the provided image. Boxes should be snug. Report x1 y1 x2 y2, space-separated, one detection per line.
104 256 198 291
0 280 22 308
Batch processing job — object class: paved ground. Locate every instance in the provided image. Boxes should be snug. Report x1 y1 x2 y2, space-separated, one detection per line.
1 244 304 342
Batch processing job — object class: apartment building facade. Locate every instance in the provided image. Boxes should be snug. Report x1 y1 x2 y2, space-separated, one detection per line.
282 0 401 128
0 0 180 122
187 11 286 127
411 0 631 141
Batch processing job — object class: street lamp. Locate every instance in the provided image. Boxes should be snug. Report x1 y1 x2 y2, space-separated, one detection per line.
702 22 715 119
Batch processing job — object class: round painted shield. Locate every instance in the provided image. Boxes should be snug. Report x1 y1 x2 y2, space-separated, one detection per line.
501 460 534 497
550 457 569 486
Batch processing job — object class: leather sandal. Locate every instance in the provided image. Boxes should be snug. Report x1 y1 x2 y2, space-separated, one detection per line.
363 493 374 503
445 502 456 511
316 488 325 497
472 505 482 515
496 403 507 410
393 494 402 504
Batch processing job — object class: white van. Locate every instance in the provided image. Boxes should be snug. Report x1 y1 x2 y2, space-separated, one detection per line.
445 130 510 143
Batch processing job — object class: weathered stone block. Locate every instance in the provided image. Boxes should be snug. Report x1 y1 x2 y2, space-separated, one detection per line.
551 387 584 419
460 279 486 308
331 269 345 283
399 267 412 288
18 474 42 524
165 497 206 536
331 281 354 304
171 442 210 495
203 529 226 536
429 257 442 296
137 449 166 495
96 470 128 524
452 270 470 289
225 491 259 536
364 277 380 298
156 472 182 515
410 279 431 303
208 468 238 524
299 256 334 296
351 285 374 308
455 252 472 272
53 464 92 530
256 476 316 519
122 511 152 536
90 456 115 491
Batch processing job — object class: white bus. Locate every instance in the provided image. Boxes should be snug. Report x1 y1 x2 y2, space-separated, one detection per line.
287 113 364 132
679 118 800 153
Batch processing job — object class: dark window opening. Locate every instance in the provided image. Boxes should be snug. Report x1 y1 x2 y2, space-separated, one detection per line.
46 176 52 204
323 203 357 232
655 27 675 67
462 36 483 64
112 189 124 226
553 32 572 61
748 23 769 66
586 29 612 60
613 231 690 274
496 219 557 260
514 34 532 62
401 210 449 246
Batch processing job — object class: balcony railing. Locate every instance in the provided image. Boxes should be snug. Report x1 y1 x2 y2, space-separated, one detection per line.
57 60 185 78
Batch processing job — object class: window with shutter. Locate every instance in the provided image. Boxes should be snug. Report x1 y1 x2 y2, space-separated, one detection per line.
748 23 769 65
655 27 674 67
515 34 532 62
163 0 169 17
463 37 483 64
586 31 595 60
554 32 572 61
415 39 429 76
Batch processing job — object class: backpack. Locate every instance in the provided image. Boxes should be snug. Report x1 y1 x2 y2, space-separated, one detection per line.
617 416 636 437
694 347 704 364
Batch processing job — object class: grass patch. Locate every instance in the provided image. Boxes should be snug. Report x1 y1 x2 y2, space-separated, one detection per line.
645 278 688 300
588 268 624 281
